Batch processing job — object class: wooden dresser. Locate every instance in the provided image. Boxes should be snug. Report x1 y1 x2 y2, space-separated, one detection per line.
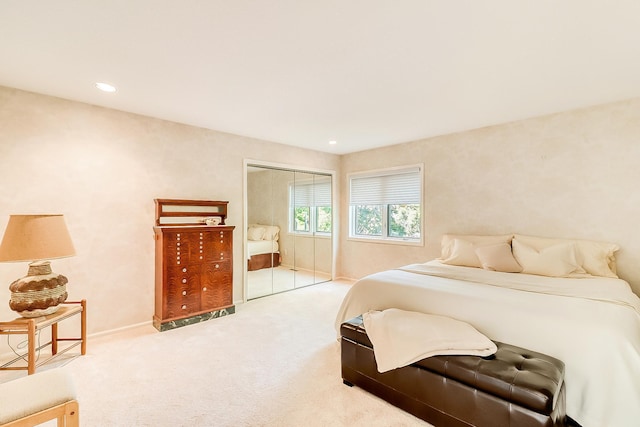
153 199 235 331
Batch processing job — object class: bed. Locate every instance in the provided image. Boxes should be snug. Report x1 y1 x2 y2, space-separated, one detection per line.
247 224 281 271
335 233 640 427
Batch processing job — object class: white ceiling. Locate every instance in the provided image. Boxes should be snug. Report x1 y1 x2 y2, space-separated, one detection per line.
1 1 639 155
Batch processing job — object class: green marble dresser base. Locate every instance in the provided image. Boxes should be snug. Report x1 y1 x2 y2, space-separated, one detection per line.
153 306 235 332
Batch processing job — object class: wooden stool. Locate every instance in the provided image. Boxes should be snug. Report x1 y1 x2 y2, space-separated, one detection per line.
0 369 78 427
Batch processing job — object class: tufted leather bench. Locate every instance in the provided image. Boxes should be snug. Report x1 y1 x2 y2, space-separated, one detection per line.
341 316 567 427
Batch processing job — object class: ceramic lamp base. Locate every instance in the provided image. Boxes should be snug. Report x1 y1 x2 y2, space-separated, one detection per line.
9 261 68 318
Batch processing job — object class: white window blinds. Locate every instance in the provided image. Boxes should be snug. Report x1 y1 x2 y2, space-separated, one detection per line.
350 166 421 205
292 179 331 207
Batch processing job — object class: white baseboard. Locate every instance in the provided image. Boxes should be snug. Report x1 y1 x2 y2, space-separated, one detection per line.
87 320 154 340
333 276 358 283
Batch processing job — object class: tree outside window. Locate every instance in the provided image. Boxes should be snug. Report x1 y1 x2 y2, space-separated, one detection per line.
354 205 382 236
388 204 421 238
293 206 310 232
290 179 332 235
316 206 332 233
349 166 422 242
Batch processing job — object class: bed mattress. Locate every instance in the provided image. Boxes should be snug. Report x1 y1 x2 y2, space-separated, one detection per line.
335 261 640 427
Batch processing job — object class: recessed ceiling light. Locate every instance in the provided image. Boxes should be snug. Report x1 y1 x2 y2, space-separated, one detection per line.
95 82 117 93
329 140 337 145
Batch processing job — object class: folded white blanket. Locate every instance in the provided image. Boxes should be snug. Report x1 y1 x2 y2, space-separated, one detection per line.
363 308 497 373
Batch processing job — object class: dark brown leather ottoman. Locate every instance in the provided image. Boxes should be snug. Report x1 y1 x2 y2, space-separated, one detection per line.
341 316 567 427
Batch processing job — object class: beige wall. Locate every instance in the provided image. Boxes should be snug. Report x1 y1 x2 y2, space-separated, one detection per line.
2 84 639 336
0 86 339 334
339 98 640 295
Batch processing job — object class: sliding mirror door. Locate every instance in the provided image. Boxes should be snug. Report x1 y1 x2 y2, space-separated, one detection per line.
246 166 292 298
291 171 332 288
246 165 332 299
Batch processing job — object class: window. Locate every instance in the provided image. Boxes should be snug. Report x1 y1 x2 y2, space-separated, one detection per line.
349 165 422 243
290 178 332 235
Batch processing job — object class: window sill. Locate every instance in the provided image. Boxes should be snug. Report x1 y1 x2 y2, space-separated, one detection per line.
287 232 332 239
347 236 423 247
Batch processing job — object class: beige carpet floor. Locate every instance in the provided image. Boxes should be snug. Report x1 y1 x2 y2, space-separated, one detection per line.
1 280 429 427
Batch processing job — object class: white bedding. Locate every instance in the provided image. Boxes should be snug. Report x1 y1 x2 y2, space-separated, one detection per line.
363 308 497 373
335 260 640 427
247 239 279 259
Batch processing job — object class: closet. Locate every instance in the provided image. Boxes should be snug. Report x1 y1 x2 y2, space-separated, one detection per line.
246 165 332 299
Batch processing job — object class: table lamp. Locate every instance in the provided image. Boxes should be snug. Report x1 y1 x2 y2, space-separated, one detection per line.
0 214 76 318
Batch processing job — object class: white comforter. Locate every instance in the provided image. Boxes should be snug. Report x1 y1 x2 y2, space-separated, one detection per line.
247 239 279 259
335 261 640 427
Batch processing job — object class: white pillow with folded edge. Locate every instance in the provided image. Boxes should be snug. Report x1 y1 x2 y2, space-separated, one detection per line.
262 225 280 241
514 234 618 278
248 224 280 241
441 238 483 268
247 226 266 241
475 243 522 273
512 239 583 277
363 308 497 373
440 234 513 268
575 239 619 277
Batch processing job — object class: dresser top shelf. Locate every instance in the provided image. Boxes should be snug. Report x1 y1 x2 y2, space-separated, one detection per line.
153 225 234 229
154 199 229 226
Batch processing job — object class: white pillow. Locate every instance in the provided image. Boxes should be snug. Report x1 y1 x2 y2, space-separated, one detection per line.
247 226 266 241
440 234 513 262
514 234 618 278
475 243 522 273
440 234 513 268
512 239 582 277
262 225 280 241
571 240 619 278
248 224 280 241
440 238 483 268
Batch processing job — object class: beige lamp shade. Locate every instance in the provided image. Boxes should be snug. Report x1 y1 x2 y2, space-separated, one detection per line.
0 215 76 262
0 214 76 317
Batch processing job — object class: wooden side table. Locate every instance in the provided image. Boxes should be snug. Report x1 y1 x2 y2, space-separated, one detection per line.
0 300 86 374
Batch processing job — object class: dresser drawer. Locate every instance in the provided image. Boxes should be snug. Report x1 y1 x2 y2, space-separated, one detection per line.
201 261 232 309
164 279 200 318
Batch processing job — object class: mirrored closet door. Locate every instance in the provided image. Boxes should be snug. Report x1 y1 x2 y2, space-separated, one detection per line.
246 165 332 299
